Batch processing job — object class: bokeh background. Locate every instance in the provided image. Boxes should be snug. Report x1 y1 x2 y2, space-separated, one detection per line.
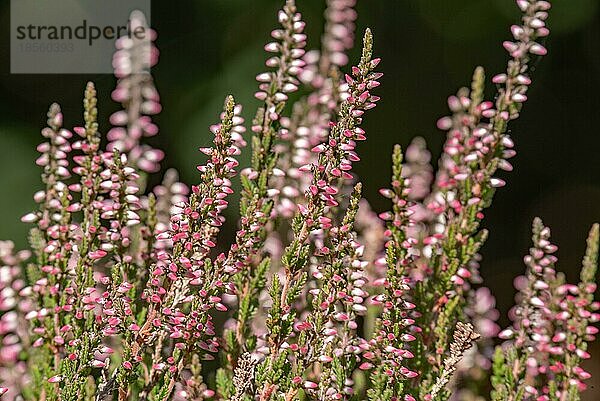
0 0 598 396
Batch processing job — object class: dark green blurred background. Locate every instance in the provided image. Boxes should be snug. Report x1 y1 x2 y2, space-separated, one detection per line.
0 0 599 389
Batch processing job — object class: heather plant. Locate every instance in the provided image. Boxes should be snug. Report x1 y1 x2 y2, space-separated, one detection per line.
0 1 598 401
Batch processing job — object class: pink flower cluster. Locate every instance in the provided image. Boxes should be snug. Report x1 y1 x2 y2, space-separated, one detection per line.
432 0 550 230
499 219 599 399
255 28 381 400
136 96 245 380
368 146 421 386
109 11 164 173
252 3 305 107
275 0 357 219
21 85 147 375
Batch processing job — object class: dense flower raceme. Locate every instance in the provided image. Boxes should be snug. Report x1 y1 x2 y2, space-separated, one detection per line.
121 95 246 398
251 28 381 401
110 10 190 269
366 145 422 400
494 219 599 401
300 0 357 87
368 0 555 396
0 1 599 401
275 0 357 219
109 10 164 175
261 4 362 380
214 2 306 374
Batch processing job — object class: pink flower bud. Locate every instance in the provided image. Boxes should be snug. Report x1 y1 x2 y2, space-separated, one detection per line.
304 381 318 390
529 43 547 56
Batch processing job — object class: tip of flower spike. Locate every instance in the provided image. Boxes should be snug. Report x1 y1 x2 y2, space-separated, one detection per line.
47 103 62 129
359 28 374 69
363 27 372 44
225 95 235 112
85 81 96 95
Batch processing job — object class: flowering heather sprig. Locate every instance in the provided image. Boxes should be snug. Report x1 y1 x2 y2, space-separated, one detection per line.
435 0 551 193
218 1 305 370
0 242 31 401
432 0 551 230
276 0 357 218
117 95 242 400
434 0 551 203
245 0 306 212
254 28 380 400
237 0 305 225
400 0 551 391
21 103 73 230
493 219 599 401
20 83 142 400
73 88 150 400
366 145 420 401
498 218 559 351
253 0 305 106
110 11 190 267
273 0 356 216
274 64 340 211
91 150 143 364
407 67 493 399
21 102 81 400
109 11 164 175
254 24 375 399
273 69 346 224
291 183 368 400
